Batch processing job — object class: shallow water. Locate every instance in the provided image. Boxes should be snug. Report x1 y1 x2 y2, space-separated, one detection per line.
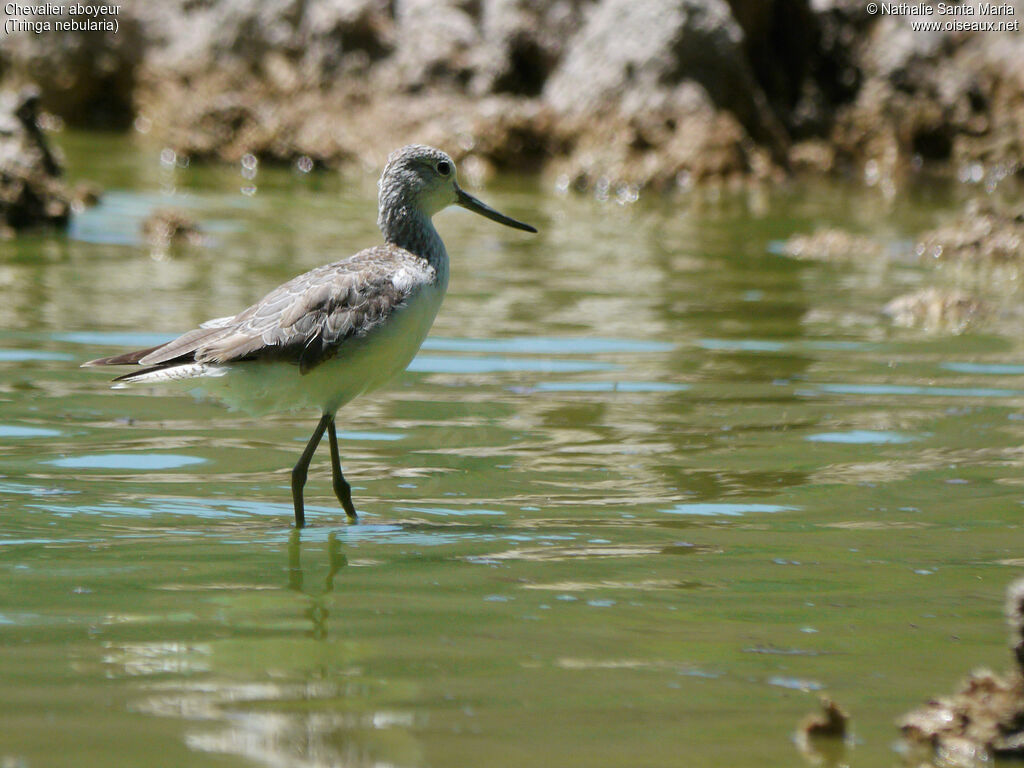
1 133 1023 767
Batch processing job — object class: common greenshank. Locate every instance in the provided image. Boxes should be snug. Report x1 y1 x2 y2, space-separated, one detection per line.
85 145 537 527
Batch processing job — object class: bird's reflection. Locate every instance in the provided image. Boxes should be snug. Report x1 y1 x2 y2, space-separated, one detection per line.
287 529 348 639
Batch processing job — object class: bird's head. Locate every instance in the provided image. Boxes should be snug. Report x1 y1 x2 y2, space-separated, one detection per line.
378 144 536 233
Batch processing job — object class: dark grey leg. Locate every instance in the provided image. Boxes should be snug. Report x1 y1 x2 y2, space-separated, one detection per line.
291 414 331 528
326 416 358 520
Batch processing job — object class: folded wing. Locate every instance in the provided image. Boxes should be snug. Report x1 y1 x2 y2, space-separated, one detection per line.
85 246 435 380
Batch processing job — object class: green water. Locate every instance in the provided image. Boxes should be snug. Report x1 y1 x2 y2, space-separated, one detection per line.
1 133 1022 767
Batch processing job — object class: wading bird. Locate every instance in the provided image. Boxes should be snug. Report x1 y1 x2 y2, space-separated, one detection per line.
85 145 537 527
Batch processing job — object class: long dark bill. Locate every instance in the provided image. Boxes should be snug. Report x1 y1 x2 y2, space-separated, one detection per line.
456 186 537 233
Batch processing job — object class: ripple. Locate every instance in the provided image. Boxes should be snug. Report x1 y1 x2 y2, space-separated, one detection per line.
395 506 505 517
422 337 673 354
525 381 688 393
54 331 177 348
409 355 618 374
68 190 215 246
0 424 62 438
819 383 1024 398
659 503 796 516
47 454 207 470
698 338 875 353
0 481 77 496
806 430 918 444
699 339 786 352
0 348 74 362
941 362 1024 375
767 676 824 691
335 430 406 441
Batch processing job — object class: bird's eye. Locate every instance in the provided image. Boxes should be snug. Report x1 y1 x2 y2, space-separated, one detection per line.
436 160 452 177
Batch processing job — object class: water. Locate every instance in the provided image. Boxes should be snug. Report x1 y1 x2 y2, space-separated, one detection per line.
1 132 1022 767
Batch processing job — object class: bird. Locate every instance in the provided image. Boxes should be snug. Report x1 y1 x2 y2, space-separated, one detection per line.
84 144 537 528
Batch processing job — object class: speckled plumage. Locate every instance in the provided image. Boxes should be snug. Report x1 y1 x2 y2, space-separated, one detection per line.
96 245 440 379
85 144 536 527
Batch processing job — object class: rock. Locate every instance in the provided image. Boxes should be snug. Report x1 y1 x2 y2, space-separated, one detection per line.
2 0 1021 191
141 208 204 252
915 199 1024 264
883 287 984 333
828 7 1024 183
1009 578 1024 672
795 697 851 767
779 228 885 261
0 6 142 127
899 578 1024 765
799 696 850 740
0 88 74 235
391 0 479 89
470 0 580 98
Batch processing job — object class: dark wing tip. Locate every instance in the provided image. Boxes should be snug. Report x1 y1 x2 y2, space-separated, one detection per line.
82 345 166 368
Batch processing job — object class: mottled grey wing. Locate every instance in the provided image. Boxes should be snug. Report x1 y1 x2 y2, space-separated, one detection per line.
137 248 432 374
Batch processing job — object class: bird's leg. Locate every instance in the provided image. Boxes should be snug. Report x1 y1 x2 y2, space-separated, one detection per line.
326 416 358 520
291 414 331 528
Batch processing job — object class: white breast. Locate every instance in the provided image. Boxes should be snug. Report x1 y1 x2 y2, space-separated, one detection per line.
192 276 449 416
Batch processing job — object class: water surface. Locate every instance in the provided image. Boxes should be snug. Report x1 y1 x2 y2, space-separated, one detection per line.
1 132 1022 767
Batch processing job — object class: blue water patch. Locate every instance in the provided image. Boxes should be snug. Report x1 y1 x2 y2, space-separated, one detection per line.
0 481 77 497
528 381 688 393
422 337 674 354
0 424 62 438
47 454 207 470
0 349 74 362
146 497 343 521
941 362 1024 375
806 430 918 445
699 339 786 352
409 355 618 374
660 503 796 516
699 338 874 353
328 523 495 546
819 383 1024 398
395 506 505 517
54 331 177 348
805 341 874 351
68 190 217 246
335 430 406 442
767 676 825 691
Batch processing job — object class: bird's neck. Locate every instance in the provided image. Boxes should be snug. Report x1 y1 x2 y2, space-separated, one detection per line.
378 200 447 267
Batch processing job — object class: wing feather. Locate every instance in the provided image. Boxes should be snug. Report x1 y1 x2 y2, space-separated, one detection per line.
84 245 437 377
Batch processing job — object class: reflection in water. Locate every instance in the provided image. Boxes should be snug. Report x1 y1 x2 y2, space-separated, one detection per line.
287 530 348 639
137 678 424 768
125 533 423 768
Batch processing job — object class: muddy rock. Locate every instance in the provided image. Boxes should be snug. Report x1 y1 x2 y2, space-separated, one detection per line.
915 199 1024 264
828 7 1024 184
141 208 204 253
898 578 1024 766
543 0 789 188
0 89 74 236
796 697 852 767
0 7 142 127
470 0 580 98
2 0 1021 191
780 228 885 262
391 0 479 89
883 287 985 333
136 0 394 88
